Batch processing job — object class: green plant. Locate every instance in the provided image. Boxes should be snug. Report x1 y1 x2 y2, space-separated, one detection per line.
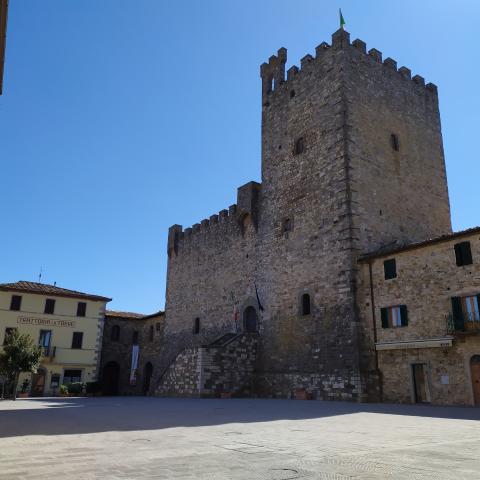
59 384 68 395
20 379 30 394
0 330 43 400
66 382 85 395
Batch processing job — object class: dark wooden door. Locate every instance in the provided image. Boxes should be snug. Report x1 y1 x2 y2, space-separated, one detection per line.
31 370 46 397
102 361 120 396
243 307 258 333
143 362 153 395
470 356 480 405
412 364 430 403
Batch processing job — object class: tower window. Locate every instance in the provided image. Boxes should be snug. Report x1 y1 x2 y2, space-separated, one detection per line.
282 218 293 234
149 325 154 342
301 293 311 316
290 90 296 98
111 325 120 341
132 330 139 345
193 317 200 334
294 137 305 155
390 133 399 151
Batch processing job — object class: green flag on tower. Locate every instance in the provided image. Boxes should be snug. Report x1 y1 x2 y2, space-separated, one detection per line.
339 9 346 29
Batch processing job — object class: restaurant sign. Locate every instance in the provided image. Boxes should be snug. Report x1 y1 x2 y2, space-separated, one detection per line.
17 316 76 328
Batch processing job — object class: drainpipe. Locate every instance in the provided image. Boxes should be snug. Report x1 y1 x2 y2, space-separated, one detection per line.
368 260 382 400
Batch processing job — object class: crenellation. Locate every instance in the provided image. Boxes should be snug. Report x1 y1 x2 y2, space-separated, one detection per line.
192 223 201 233
412 74 425 87
352 39 366 53
315 41 330 57
398 66 411 79
383 57 397 71
209 214 219 224
300 54 314 68
331 28 350 49
184 227 192 236
368 48 382 63
426 82 438 95
287 65 299 81
228 204 237 215
200 219 209 229
219 209 228 219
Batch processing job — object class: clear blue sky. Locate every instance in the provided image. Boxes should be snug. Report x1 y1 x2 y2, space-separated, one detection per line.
1 1 478 313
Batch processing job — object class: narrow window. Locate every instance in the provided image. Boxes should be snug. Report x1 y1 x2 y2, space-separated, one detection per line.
3 327 16 345
10 295 22 311
282 218 293 234
290 90 296 98
383 258 397 280
294 137 304 155
76 302 87 317
301 293 311 316
193 317 200 334
155 322 161 332
454 241 473 266
149 325 154 342
390 133 399 151
44 298 55 314
132 330 139 345
71 332 83 349
38 329 52 355
380 305 408 328
111 325 120 341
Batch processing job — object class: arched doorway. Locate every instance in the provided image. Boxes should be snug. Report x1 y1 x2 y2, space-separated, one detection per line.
102 361 120 396
31 367 46 397
470 355 480 405
243 306 258 333
143 362 153 395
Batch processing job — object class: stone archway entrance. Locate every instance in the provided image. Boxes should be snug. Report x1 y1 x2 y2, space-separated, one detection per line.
102 361 120 396
31 367 46 397
143 362 153 395
243 306 258 333
470 355 480 405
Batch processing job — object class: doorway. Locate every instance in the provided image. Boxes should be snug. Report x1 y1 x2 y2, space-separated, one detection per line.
412 363 431 403
143 362 153 395
102 361 120 396
470 355 480 405
243 306 258 333
31 368 46 397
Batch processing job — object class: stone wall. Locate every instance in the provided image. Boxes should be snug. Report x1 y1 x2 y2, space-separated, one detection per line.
358 230 480 405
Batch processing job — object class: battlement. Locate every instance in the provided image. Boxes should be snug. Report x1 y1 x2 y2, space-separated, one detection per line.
260 29 438 104
167 181 261 257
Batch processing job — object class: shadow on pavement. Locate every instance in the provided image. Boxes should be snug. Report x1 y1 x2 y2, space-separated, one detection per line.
0 396 479 438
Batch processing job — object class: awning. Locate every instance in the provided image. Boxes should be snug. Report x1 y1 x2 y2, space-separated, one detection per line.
375 337 453 351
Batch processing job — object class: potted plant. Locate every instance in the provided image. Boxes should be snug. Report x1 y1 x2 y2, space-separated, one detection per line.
18 379 30 398
59 384 69 397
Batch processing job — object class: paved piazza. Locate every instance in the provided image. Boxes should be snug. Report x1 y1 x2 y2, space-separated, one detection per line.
1 397 480 479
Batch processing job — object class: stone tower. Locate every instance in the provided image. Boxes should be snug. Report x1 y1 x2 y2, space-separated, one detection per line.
160 29 451 401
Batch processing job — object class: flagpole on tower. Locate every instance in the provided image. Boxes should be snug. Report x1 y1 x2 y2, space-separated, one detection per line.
339 8 346 30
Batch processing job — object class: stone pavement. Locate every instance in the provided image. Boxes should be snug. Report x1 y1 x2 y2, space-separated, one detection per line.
0 397 479 479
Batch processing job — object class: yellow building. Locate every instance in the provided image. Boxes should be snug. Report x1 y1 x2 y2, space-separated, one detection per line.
0 281 111 396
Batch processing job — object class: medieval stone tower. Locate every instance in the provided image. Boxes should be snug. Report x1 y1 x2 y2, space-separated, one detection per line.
159 29 451 400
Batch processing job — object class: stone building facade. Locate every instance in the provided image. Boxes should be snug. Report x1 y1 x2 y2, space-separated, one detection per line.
100 310 164 395
158 28 453 401
358 228 480 406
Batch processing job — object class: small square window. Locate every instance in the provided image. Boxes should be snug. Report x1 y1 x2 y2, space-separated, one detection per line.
44 299 55 314
384 258 397 280
10 295 22 311
77 302 87 317
454 241 473 267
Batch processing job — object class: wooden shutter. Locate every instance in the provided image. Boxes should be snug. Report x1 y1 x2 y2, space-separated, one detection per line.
461 242 473 265
451 297 464 331
400 305 408 326
381 308 389 328
454 243 462 266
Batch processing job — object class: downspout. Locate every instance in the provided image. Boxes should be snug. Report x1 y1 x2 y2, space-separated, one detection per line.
368 260 382 400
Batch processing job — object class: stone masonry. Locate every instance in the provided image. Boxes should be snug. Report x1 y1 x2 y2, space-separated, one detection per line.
157 28 452 401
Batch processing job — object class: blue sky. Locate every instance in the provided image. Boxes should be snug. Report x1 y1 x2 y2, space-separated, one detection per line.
1 1 478 313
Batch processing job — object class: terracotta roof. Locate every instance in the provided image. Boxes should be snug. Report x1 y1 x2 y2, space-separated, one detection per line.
0 0 8 95
359 226 480 262
0 281 112 302
105 309 164 320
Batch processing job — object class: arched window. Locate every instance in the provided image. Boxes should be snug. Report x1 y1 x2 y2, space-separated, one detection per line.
301 293 311 316
243 306 258 333
132 330 139 345
111 325 120 342
193 318 200 335
294 137 304 155
149 325 154 342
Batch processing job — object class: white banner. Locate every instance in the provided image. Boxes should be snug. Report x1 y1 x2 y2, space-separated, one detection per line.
130 345 139 385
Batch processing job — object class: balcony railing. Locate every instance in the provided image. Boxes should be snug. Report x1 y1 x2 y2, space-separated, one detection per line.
41 345 56 358
446 312 480 333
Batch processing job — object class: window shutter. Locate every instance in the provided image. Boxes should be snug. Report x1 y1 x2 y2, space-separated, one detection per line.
461 242 473 265
454 243 462 266
400 305 408 326
381 308 389 328
451 297 464 331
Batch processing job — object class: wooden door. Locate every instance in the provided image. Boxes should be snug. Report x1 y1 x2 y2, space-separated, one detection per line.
470 356 480 405
412 364 430 403
31 370 46 397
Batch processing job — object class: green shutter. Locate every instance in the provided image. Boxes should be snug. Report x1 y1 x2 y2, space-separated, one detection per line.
451 297 465 331
400 305 408 326
381 308 389 328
